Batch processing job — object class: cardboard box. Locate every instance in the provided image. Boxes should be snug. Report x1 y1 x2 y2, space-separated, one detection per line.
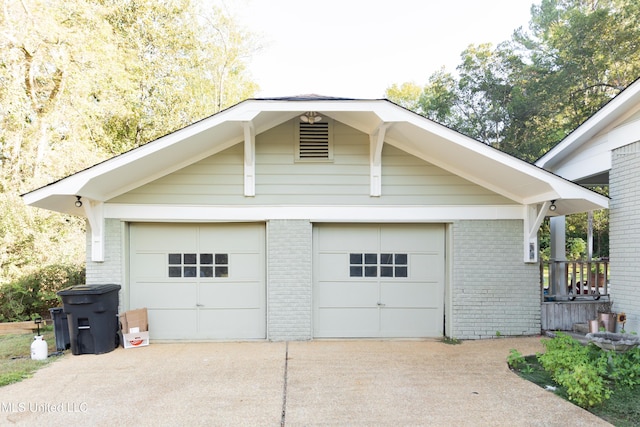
122 330 150 349
120 308 148 333
119 308 149 349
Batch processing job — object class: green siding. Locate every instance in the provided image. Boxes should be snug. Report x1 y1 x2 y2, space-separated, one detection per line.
109 120 513 206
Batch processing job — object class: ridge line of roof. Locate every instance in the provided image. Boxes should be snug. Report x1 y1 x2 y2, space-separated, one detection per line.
249 95 383 101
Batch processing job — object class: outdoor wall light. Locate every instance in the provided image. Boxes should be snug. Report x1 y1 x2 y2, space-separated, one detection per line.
75 196 83 208
549 200 557 211
300 111 322 124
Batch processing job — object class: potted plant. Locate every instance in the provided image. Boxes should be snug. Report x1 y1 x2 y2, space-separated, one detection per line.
596 300 616 332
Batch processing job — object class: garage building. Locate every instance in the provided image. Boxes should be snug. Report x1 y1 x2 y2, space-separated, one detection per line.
23 96 608 340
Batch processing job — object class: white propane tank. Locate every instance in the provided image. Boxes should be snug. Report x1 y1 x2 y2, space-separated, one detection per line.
31 335 48 360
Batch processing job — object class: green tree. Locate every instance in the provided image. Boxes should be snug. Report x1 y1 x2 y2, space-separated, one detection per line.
502 0 640 160
1 0 122 283
0 0 259 285
386 0 640 162
452 43 519 148
1 0 123 190
99 0 259 151
566 208 609 259
386 82 423 113
417 68 458 125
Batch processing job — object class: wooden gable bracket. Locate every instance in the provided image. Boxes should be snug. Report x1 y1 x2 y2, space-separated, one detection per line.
243 121 255 197
523 201 551 263
370 123 391 196
83 199 105 262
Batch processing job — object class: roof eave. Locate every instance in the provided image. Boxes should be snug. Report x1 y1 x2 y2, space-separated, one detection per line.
21 98 608 216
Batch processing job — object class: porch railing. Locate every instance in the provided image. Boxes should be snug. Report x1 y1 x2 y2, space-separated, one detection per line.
541 259 610 302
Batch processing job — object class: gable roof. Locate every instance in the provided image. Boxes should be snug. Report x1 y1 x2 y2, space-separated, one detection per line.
23 97 608 216
536 77 640 184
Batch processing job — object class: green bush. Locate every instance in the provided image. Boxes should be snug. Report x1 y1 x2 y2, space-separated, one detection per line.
537 333 611 408
536 333 640 409
556 361 611 408
0 263 85 322
608 347 640 388
507 349 535 373
538 332 589 375
507 349 526 369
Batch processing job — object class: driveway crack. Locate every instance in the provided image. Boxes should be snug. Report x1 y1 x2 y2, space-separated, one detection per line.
281 341 289 427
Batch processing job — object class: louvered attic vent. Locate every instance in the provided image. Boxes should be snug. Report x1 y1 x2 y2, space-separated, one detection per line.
297 121 332 160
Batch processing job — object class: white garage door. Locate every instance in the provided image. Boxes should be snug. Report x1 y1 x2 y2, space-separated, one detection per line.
130 223 265 340
314 224 445 338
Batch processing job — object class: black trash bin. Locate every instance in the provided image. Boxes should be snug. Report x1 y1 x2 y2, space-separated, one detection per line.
49 307 70 351
57 284 121 355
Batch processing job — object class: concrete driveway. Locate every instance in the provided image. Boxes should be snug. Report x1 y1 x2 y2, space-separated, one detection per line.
1 337 610 426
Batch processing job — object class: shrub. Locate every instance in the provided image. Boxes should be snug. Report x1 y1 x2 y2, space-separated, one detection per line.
507 349 536 373
538 332 588 376
0 263 85 322
608 347 640 388
507 349 526 369
537 333 611 408
556 361 611 408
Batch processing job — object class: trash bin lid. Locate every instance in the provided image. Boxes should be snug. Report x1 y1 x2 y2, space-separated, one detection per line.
57 284 121 296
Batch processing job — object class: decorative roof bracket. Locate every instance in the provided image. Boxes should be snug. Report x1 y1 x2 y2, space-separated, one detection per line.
523 201 551 263
83 199 105 262
370 123 390 197
243 121 255 197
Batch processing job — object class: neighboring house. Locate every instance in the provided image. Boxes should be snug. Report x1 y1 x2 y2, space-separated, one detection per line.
22 96 607 341
537 78 640 334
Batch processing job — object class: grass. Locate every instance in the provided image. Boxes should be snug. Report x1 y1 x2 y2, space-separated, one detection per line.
511 354 640 427
0 326 61 387
440 336 462 345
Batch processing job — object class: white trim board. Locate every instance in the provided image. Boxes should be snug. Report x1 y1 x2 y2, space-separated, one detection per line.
104 204 525 222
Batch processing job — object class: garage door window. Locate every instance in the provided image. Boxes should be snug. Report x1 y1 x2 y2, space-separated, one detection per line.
168 253 229 278
349 253 378 277
349 253 408 278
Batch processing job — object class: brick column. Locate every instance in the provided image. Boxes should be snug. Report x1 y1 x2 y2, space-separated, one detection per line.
85 219 124 310
267 219 313 340
610 141 640 333
451 220 541 339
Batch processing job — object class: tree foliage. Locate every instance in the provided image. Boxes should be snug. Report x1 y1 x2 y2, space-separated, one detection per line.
386 0 640 162
99 0 258 151
0 0 259 286
386 0 639 259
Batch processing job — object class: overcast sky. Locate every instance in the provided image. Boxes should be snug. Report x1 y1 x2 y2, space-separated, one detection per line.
232 0 537 99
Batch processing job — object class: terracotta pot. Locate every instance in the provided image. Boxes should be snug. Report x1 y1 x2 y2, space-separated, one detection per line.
588 319 600 334
598 312 616 332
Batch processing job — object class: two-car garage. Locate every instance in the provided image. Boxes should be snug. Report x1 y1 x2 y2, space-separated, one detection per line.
24 97 609 344
129 222 446 340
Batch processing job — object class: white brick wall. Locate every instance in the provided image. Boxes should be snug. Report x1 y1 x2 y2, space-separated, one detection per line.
451 220 541 339
85 219 124 310
267 219 313 341
610 142 640 333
